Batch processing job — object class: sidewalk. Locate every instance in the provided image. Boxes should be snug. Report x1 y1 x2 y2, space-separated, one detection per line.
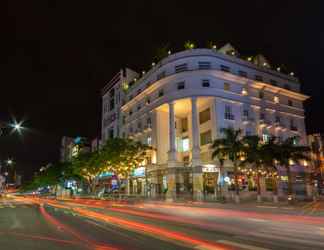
54 196 324 217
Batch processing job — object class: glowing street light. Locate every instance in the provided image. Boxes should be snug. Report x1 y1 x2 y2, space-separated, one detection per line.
10 120 24 133
7 159 13 166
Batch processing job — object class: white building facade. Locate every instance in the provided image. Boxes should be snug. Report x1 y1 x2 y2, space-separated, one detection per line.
101 45 309 200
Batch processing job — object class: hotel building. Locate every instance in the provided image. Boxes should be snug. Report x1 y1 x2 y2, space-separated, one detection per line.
101 44 309 200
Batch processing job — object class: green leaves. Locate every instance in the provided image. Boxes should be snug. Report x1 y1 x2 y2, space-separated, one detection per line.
211 128 244 163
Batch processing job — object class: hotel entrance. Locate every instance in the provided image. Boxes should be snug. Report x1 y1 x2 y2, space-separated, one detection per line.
202 165 219 199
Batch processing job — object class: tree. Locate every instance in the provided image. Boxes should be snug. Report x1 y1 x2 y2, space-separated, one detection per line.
21 162 70 191
241 135 265 202
71 151 104 193
100 138 150 179
275 137 310 202
261 137 280 202
211 128 244 203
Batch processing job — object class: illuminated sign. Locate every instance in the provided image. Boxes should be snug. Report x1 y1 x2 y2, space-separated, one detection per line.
202 165 219 173
280 176 288 181
133 167 145 177
98 172 114 178
224 176 231 184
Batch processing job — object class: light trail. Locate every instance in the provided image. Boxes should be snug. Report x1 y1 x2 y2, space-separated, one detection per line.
39 205 120 250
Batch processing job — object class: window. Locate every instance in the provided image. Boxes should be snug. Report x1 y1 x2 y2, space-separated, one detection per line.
255 75 263 81
137 89 142 95
275 116 280 123
274 96 279 104
158 89 164 97
200 130 212 146
175 63 188 73
147 136 152 146
290 119 298 131
129 109 133 116
109 98 115 111
260 113 265 120
238 70 247 78
199 108 211 124
284 84 291 90
177 81 185 90
146 97 151 105
146 117 152 128
137 105 141 111
243 109 249 117
180 137 190 152
108 129 114 139
202 79 210 87
288 100 293 107
181 117 188 132
270 79 277 86
259 91 264 99
224 105 234 120
220 65 230 72
224 82 230 91
157 71 166 80
137 122 142 130
122 116 126 125
198 61 211 70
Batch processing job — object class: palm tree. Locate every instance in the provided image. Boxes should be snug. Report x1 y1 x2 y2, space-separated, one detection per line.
261 137 280 203
275 136 310 202
241 135 265 202
184 41 195 50
211 128 244 203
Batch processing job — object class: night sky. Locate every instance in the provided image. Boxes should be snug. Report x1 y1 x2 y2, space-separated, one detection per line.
0 1 323 180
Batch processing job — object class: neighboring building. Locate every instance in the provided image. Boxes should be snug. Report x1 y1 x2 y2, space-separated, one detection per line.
308 133 324 193
101 44 309 200
91 138 101 152
60 136 91 162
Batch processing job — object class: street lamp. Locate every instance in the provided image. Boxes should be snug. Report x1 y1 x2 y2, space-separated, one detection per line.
11 121 23 132
7 159 13 166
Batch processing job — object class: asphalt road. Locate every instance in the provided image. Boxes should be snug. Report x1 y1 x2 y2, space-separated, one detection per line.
1 196 324 250
0 197 190 250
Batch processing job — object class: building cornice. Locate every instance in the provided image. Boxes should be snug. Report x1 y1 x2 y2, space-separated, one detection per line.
121 69 309 111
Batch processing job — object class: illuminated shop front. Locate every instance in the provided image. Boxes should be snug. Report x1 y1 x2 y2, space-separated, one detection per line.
129 167 146 195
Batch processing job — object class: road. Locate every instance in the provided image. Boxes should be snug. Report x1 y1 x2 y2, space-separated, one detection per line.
0 196 191 250
1 196 324 250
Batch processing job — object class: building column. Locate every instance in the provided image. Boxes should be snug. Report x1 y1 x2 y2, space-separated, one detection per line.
191 97 201 165
191 97 203 200
193 166 204 201
168 102 177 163
167 102 177 201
